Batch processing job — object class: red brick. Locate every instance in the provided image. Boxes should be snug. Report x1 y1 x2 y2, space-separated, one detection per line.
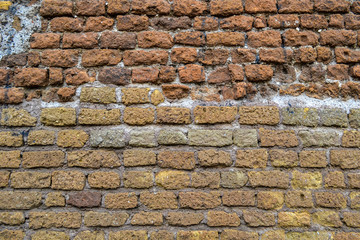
245 0 277 13
138 31 173 49
62 33 98 49
284 29 319 46
248 30 282 48
330 14 345 28
132 0 170 15
171 48 198 64
260 48 290 63
82 49 122 67
107 0 130 14
40 0 73 16
207 32 245 46
151 16 192 30
117 15 149 31
0 88 24 104
208 67 231 84
232 49 256 63
314 0 350 13
175 32 205 46
100 31 136 49
328 64 349 80
173 0 207 16
268 14 300 28
64 68 94 85
220 16 253 31
159 66 176 82
158 151 195 170
123 50 168 66
210 0 243 16
179 64 205 83
198 49 228 65
194 17 219 31
30 33 60 49
98 68 131 85
301 14 328 29
335 48 360 63
320 30 357 46
294 47 317 63
41 50 79 67
162 84 190 100
75 0 105 15
245 65 273 82
84 16 114 31
13 68 48 87
278 0 314 13
132 67 159 83
50 17 84 32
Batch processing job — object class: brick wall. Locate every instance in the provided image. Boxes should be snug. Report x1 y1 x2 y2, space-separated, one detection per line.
1 0 360 239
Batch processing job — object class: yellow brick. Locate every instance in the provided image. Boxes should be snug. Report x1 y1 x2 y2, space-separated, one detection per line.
57 130 89 148
0 151 21 168
123 107 155 125
122 88 150 105
1 108 36 126
155 171 190 189
292 171 322 189
150 89 164 106
27 130 55 145
0 132 23 147
40 108 76 126
80 87 116 103
278 211 311 227
78 109 121 125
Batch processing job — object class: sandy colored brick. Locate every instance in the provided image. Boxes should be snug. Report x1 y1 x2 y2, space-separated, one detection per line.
233 129 258 147
0 132 23 147
261 230 285 240
131 211 163 226
258 191 284 210
270 149 298 167
249 171 289 188
179 191 221 209
312 211 342 227
239 106 280 125
67 150 120 168
0 171 9 187
1 108 36 126
74 231 105 240
350 192 360 209
90 130 126 148
220 171 248 188
299 130 340 147
57 130 89 148
129 130 157 147
194 106 237 124
198 149 231 167
150 89 165 106
156 170 190 189
207 211 240 227
282 107 319 127
315 192 347 208
79 109 121 125
292 171 322 189
349 109 360 128
158 130 187 145
123 150 156 167
166 212 203 226
124 107 155 125
243 210 276 227
342 130 360 147
320 108 348 127
236 149 268 168
222 191 256 206
158 151 195 170
51 171 85 190
10 172 51 189
0 230 25 240
0 212 25 225
80 87 116 103
220 230 258 240
189 130 232 146
29 211 81 229
325 171 345 188
122 88 150 105
285 190 314 208
0 191 42 209
40 108 76 126
84 211 129 227
27 130 55 145
300 150 327 168
0 151 21 168
330 150 360 169
343 212 360 228
88 171 120 189
109 230 148 240
140 191 178 209
45 192 65 207
157 107 191 124
105 192 137 209
278 211 311 227
23 151 65 168
124 171 153 188
348 173 360 188
259 128 299 147
192 171 220 189
286 232 330 240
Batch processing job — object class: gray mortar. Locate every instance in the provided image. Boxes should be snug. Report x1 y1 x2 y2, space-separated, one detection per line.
0 0 41 60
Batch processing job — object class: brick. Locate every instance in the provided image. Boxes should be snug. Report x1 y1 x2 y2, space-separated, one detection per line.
123 150 156 167
151 16 192 30
109 231 147 240
269 14 300 28
158 130 187 145
248 30 281 48
155 171 190 189
157 107 191 124
30 33 60 49
173 0 207 16
84 16 114 31
189 130 232 146
285 190 314 208
343 212 360 227
315 192 347 208
57 130 88 148
27 130 55 146
40 0 73 16
0 212 25 225
292 171 322 189
74 231 105 240
325 171 345 188
301 14 328 29
82 49 121 67
282 107 319 126
105 193 137 209
299 130 340 147
294 47 317 63
320 30 356 46
129 130 157 147
179 191 221 209
29 211 81 229
0 171 9 187
158 151 195 170
124 107 155 125
349 109 360 128
13 68 48 87
123 50 168 66
262 230 285 240
63 68 94 85
336 47 360 63
100 31 136 49
278 0 313 13
84 211 128 227
132 67 159 83
52 171 85 190
138 31 173 49
221 230 258 240
208 67 231 84
284 29 319 46
286 232 330 240
50 17 84 32
207 211 240 227
0 151 21 168
23 151 65 168
178 64 205 83
222 191 256 206
345 14 360 29
313 211 343 227
0 132 22 147
220 16 253 31
117 15 149 31
79 109 121 125
131 0 169 15
107 0 130 14
233 129 258 147
62 33 98 49
90 130 125 148
97 68 130 86
349 173 360 188
194 106 236 124
235 149 267 168
40 108 76 126
80 87 116 104
88 171 120 189
198 149 231 167
166 212 203 226
221 171 248 188
0 191 41 210
239 106 279 125
10 172 51 189
0 88 24 104
315 0 350 12
278 211 311 227
171 48 197 64
131 212 163 226
259 48 290 63
257 191 284 209
331 150 360 169
198 49 228 65
75 0 105 15
210 0 243 16
334 232 360 240
243 210 275 227
342 130 360 147
124 171 153 188
192 172 220 189
270 150 298 168
245 65 273 82
299 150 327 168
245 0 277 13
45 192 65 207
41 50 79 67
162 84 190 100
350 192 360 209
260 128 299 147
122 88 149 105
249 171 289 188
207 32 245 46
32 231 69 240
140 192 177 210
68 150 120 168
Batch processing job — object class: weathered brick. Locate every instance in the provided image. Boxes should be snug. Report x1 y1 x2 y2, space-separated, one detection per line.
194 106 236 124
98 68 131 86
315 192 347 208
198 149 231 167
299 150 327 168
315 0 350 12
123 50 168 65
124 171 153 188
27 130 55 146
84 211 128 227
158 151 195 170
248 30 282 48
245 65 274 82
121 88 149 105
30 33 60 49
299 130 340 147
129 130 157 147
342 130 360 147
282 107 319 126
179 191 221 209
57 130 88 148
157 107 191 124
152 16 192 30
243 210 275 227
68 150 120 168
10 172 51 189
158 130 187 145
320 30 356 46
239 106 279 125
89 130 125 148
0 151 21 168
0 171 9 187
140 192 177 210
40 0 73 16
348 173 360 188
221 230 258 240
156 170 190 189
278 0 313 13
117 15 149 31
52 171 85 190
138 31 173 49
270 149 298 168
245 0 277 13
132 0 170 15
343 212 360 227
166 212 203 226
0 191 41 209
178 64 205 83
88 171 120 189
325 171 345 188
41 50 79 67
80 87 116 104
207 32 245 46
79 109 121 125
210 0 243 16
349 109 360 128
220 15 253 31
31 231 69 240
286 232 331 240
198 49 229 65
284 29 319 46
0 132 23 147
131 212 163 226
330 150 360 169
192 172 220 189
23 151 65 168
13 68 48 87
124 107 155 125
173 0 207 16
262 230 286 240
222 191 256 207
189 130 232 146
109 231 148 240
350 192 360 209
268 14 300 28
105 192 137 209
207 211 240 227
334 232 360 240
107 0 130 14
74 231 105 240
235 149 267 168
50 17 84 32
292 171 322 189
40 108 76 126
233 129 258 147
278 211 311 227
221 171 248 188
285 190 314 208
260 128 299 147
29 211 81 229
249 171 289 188
313 211 343 227
257 191 284 209
45 192 65 207
0 212 25 225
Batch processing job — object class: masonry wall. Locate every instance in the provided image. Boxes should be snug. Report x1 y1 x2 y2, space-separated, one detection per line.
1 0 360 239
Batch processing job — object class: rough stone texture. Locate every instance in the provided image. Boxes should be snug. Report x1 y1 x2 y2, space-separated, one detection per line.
67 150 120 168
129 130 157 147
189 130 233 146
89 130 125 148
299 130 340 147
